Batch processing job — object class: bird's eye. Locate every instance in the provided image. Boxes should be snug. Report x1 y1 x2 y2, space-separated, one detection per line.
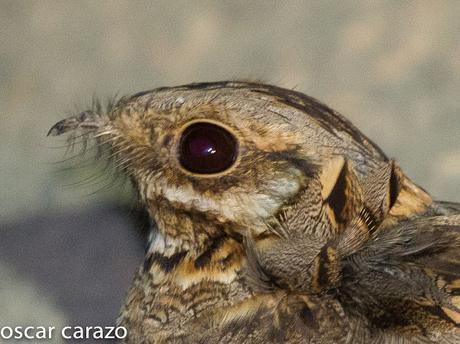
178 122 238 174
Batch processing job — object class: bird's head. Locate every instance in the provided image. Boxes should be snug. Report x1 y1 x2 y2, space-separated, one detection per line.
48 82 424 253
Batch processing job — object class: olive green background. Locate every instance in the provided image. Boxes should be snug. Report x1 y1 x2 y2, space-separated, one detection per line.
1 1 459 342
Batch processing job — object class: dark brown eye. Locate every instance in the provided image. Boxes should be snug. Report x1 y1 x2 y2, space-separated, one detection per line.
179 122 238 174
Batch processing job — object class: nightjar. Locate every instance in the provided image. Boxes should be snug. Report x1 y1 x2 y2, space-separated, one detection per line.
49 82 460 343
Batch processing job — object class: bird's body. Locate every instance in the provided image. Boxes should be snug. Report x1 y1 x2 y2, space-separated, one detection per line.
49 82 460 343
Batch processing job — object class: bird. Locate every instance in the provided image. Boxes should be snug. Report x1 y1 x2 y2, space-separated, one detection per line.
48 81 460 343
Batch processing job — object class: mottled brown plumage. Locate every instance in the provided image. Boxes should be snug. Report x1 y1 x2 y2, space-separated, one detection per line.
49 81 460 343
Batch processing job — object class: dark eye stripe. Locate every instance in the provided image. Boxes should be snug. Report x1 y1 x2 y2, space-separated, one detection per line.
179 122 238 174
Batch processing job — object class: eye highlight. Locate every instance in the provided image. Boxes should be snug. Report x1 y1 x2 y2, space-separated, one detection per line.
178 122 238 174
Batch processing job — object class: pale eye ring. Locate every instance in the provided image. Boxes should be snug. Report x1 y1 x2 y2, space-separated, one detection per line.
178 122 238 174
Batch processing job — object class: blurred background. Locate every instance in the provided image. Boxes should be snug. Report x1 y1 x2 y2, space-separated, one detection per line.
1 1 459 342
